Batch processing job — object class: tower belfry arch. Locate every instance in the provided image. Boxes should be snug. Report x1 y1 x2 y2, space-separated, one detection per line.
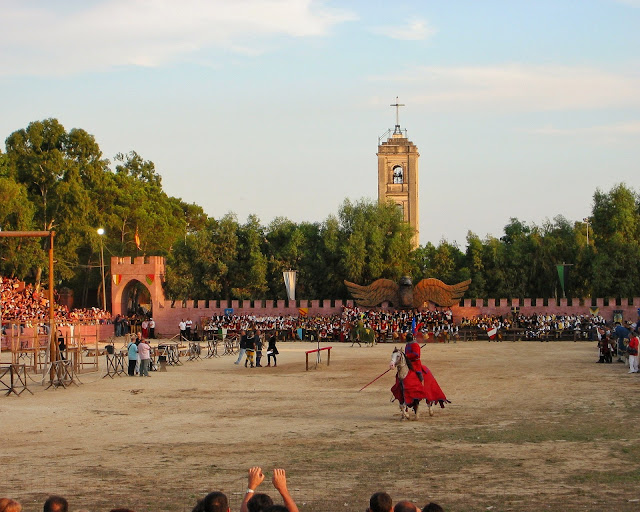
377 97 420 248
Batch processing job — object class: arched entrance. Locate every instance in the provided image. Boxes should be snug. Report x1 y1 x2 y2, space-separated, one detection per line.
121 279 152 317
110 256 166 317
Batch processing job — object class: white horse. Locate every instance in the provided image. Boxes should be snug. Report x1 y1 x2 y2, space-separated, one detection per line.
390 347 434 420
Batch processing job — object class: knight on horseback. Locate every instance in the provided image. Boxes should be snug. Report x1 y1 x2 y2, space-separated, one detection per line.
390 333 450 420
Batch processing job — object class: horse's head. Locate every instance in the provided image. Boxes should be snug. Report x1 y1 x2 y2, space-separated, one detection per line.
390 347 404 369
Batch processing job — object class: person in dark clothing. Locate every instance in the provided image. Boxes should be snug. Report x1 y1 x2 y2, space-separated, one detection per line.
255 329 263 367
245 331 256 368
267 334 279 367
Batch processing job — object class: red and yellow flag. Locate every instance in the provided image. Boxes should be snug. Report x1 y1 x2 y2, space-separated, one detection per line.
134 227 141 250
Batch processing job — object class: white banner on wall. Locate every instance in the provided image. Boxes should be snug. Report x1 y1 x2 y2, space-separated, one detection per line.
283 270 297 301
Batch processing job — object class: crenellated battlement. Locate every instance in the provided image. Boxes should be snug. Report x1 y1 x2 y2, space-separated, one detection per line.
111 255 166 275
106 256 640 335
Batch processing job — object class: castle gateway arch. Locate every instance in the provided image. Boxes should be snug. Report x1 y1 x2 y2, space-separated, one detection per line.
110 256 166 317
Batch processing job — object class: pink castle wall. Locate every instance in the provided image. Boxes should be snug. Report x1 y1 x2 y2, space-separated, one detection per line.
108 256 640 338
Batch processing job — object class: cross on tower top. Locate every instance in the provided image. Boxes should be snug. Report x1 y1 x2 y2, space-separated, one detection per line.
390 96 405 134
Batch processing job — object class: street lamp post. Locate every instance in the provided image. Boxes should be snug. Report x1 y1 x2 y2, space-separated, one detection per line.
97 228 107 311
583 217 591 246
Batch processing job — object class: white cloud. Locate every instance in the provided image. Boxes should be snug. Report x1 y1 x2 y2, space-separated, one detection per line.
371 64 640 112
0 0 356 76
371 18 435 41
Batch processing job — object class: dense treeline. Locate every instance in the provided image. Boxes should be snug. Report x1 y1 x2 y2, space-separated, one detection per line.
1 118 639 308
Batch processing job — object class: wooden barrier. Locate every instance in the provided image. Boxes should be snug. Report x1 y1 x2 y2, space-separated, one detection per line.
305 346 332 371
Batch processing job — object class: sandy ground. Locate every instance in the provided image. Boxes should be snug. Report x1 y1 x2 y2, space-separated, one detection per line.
1 339 640 512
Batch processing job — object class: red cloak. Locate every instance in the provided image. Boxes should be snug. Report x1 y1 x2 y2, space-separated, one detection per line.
391 342 449 408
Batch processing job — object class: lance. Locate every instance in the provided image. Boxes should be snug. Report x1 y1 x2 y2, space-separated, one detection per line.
358 368 391 392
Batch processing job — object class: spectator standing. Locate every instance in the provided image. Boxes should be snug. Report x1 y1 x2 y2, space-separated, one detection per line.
186 318 193 340
148 317 156 339
127 337 138 376
235 329 248 365
255 329 264 367
179 319 187 341
245 331 256 368
138 338 152 377
267 334 278 367
628 330 639 373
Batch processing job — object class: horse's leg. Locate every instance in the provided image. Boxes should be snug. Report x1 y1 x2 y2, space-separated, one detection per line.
428 401 435 416
399 402 409 420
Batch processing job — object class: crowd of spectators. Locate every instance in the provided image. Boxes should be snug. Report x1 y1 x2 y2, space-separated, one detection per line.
202 306 458 343
199 306 633 345
0 467 445 512
0 276 110 326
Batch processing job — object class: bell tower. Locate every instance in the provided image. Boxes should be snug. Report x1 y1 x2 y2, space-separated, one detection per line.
377 97 420 248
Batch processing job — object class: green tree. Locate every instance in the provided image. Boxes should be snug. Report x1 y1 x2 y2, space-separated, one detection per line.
338 198 413 285
590 184 640 297
231 215 268 299
0 176 43 278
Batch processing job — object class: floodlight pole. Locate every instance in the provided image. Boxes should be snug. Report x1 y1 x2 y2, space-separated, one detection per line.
97 228 106 310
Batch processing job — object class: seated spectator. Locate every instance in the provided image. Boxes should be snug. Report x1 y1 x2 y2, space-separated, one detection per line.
422 504 444 512
240 467 298 512
367 492 392 512
43 496 68 512
192 491 230 512
0 498 22 512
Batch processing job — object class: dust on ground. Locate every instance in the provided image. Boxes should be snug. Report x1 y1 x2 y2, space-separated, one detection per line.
1 339 639 512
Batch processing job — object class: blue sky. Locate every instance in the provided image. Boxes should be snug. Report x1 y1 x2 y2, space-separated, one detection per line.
1 0 639 247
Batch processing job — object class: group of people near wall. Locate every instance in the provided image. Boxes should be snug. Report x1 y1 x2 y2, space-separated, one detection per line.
198 307 634 346
0 467 445 512
599 321 640 373
233 328 279 368
460 312 608 341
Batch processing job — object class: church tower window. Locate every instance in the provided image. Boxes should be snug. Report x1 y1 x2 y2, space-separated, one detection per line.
393 166 404 184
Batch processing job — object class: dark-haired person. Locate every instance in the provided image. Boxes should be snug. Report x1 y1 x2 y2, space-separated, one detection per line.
422 503 444 512
267 334 279 367
367 492 392 512
192 491 230 512
43 495 68 512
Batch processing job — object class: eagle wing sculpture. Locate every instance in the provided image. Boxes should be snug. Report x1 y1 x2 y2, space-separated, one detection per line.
412 278 471 308
343 279 400 308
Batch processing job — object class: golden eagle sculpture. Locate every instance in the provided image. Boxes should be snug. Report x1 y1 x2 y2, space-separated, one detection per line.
344 276 471 309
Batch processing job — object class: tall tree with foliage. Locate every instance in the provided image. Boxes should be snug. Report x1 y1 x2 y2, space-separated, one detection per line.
590 184 640 297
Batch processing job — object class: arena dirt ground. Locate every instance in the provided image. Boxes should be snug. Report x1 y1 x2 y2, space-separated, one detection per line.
1 339 639 512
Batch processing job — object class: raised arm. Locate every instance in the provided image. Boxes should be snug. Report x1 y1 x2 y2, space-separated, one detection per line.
240 466 265 512
272 468 299 512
